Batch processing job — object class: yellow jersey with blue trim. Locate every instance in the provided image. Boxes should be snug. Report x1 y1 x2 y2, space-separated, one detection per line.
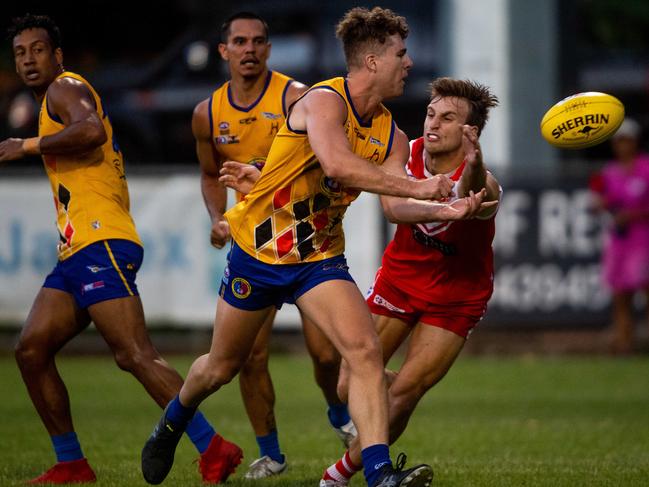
226 76 396 264
209 70 294 201
39 71 141 260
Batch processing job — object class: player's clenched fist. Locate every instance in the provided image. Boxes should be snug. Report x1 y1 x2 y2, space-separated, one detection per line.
0 138 26 162
210 219 230 249
416 173 454 200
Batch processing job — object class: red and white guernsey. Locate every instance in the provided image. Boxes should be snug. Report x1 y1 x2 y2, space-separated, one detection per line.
379 137 497 306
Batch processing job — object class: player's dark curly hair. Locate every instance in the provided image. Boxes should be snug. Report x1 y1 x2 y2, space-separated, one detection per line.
430 78 499 136
7 13 61 49
335 7 408 69
220 12 269 43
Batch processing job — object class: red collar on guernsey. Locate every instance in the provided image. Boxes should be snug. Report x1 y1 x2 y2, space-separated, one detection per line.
410 137 466 181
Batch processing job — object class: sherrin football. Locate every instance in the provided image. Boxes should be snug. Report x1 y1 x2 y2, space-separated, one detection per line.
540 92 625 149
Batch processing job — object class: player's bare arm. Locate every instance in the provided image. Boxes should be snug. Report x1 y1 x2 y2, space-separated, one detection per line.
283 80 309 113
193 99 230 248
0 78 105 162
376 129 491 223
292 89 452 200
456 124 500 218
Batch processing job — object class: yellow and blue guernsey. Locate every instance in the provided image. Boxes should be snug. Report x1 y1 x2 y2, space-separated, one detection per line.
226 76 396 264
39 71 141 260
209 70 294 201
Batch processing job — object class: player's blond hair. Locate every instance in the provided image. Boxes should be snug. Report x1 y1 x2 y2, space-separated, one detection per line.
335 7 408 69
430 78 499 136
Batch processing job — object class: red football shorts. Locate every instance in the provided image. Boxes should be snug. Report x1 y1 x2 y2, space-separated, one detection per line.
365 269 487 338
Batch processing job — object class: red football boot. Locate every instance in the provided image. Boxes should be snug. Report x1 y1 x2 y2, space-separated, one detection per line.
27 458 97 484
198 434 243 484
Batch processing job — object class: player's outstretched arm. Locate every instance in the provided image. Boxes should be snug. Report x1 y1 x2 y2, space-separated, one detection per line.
455 124 501 218
382 187 496 224
193 99 230 248
379 129 493 223
292 90 452 200
0 77 105 162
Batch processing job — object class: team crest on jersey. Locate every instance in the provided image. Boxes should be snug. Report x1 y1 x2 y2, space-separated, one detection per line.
320 176 342 197
219 121 230 134
232 277 252 298
262 111 281 120
215 135 239 145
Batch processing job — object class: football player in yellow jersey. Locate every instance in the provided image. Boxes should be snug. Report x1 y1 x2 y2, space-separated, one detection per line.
143 7 451 487
190 12 355 480
0 14 237 485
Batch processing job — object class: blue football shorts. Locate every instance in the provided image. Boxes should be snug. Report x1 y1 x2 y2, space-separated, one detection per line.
220 241 356 311
43 239 143 309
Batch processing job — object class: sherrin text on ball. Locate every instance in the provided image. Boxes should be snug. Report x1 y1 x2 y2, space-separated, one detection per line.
540 92 624 149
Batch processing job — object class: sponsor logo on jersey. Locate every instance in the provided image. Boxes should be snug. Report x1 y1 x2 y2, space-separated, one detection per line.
86 265 112 273
372 294 406 314
353 127 366 140
412 226 456 255
262 111 282 120
322 262 349 272
91 220 101 230
215 135 239 145
369 136 384 147
239 116 257 124
82 280 105 293
232 277 252 299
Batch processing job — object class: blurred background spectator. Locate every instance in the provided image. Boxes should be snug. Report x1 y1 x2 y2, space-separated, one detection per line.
589 118 649 353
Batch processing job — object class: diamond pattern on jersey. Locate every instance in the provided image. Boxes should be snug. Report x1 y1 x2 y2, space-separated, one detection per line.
296 221 315 260
313 193 330 213
57 183 75 247
276 228 295 259
251 180 346 261
293 198 310 220
273 186 291 210
255 218 273 249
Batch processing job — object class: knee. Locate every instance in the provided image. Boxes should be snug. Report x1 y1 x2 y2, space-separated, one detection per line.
113 347 158 373
240 346 269 377
389 375 433 414
311 346 341 374
342 338 383 372
200 359 241 392
336 372 350 403
14 338 46 371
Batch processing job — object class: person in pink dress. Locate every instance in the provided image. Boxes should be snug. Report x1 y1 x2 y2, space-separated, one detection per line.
591 118 649 353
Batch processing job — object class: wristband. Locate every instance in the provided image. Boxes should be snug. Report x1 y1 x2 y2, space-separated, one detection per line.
22 137 42 155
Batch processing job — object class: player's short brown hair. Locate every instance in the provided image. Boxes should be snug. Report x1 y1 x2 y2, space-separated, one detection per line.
335 7 408 69
430 78 499 136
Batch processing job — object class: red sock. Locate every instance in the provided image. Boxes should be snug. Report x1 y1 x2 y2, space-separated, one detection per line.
322 450 361 482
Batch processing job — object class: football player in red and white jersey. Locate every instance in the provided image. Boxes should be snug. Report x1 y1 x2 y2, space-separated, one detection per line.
319 77 501 486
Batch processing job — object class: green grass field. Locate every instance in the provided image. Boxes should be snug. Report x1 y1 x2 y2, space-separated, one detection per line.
1 353 648 486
